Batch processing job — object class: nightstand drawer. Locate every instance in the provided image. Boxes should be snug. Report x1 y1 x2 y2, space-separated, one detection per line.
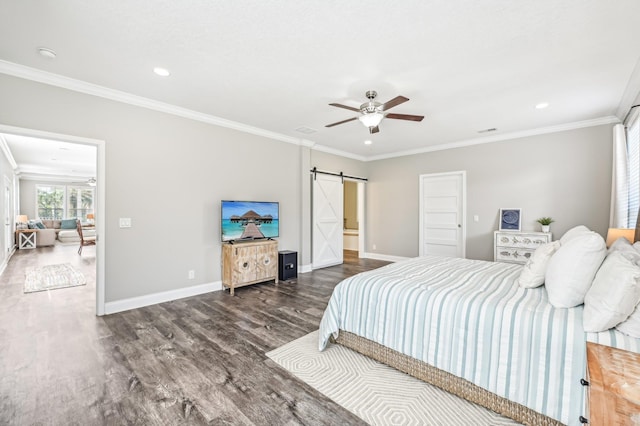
495 247 535 264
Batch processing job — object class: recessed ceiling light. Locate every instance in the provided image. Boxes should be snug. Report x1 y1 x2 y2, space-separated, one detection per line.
364 140 372 145
153 67 171 77
535 102 549 109
37 47 57 59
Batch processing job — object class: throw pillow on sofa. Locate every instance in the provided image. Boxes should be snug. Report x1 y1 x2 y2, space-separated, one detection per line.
60 219 77 229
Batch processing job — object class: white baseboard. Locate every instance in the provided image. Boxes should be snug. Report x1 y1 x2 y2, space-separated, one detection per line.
299 264 312 273
361 252 411 262
105 281 223 314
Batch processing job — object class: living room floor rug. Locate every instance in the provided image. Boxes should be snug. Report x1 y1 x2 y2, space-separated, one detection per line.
266 331 521 426
24 263 87 293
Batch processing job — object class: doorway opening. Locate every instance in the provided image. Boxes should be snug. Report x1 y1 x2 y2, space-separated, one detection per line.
0 124 105 315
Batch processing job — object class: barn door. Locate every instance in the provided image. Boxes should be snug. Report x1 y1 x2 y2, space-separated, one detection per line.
312 173 343 268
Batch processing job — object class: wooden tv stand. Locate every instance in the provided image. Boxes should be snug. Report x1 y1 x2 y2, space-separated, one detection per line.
222 239 278 295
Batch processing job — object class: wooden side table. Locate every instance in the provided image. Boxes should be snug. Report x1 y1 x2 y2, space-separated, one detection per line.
584 342 640 424
16 229 37 249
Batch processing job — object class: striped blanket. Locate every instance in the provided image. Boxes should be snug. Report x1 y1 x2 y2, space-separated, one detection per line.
319 255 640 426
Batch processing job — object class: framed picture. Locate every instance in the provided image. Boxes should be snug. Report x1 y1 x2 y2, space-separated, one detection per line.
499 208 521 231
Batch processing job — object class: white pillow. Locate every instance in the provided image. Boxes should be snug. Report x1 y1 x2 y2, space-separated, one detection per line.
609 236 635 254
560 225 591 244
545 232 606 308
583 252 640 332
518 241 561 288
617 304 640 338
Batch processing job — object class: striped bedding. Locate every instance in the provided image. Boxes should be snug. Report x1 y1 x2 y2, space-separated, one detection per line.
318 255 640 426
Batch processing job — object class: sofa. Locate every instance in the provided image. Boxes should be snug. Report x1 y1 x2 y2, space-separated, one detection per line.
28 219 95 245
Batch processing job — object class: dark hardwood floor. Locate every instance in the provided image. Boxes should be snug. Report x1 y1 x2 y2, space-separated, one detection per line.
0 246 389 425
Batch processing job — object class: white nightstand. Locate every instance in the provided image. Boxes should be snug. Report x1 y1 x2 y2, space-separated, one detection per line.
494 231 552 264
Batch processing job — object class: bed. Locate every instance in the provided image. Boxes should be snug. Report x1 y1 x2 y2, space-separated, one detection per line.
318 255 640 426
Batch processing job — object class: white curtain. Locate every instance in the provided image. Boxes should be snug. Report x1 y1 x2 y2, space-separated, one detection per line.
610 123 629 228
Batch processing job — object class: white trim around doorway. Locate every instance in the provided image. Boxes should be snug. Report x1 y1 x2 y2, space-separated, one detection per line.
0 124 106 316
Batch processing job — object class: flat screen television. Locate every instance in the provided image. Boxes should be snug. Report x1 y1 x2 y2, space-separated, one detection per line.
221 200 279 242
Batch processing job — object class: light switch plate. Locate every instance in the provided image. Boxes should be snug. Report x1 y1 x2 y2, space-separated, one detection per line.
119 218 132 228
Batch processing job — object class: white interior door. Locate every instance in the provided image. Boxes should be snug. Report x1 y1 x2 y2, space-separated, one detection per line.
313 173 343 268
419 171 466 258
4 177 11 255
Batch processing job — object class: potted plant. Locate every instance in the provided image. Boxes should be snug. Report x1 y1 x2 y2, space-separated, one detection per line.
536 217 554 233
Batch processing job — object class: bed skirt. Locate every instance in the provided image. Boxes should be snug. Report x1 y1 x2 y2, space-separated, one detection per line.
333 330 564 426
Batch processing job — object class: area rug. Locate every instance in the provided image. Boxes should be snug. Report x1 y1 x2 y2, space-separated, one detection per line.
266 331 521 426
24 263 87 293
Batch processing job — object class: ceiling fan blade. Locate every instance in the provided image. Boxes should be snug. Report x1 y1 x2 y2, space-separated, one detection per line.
385 113 424 122
381 96 409 111
329 103 360 112
369 126 380 134
325 117 358 128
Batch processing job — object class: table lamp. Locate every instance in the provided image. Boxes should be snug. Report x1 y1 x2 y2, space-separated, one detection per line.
605 228 635 247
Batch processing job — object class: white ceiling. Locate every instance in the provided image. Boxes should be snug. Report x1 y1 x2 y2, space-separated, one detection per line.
1 1 640 160
0 133 96 182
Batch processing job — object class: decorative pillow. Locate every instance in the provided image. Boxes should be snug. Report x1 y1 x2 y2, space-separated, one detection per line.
60 219 77 229
609 236 635 254
42 219 53 229
35 221 45 229
52 220 62 229
545 232 607 308
559 225 591 244
617 304 640 338
583 252 640 332
518 241 561 288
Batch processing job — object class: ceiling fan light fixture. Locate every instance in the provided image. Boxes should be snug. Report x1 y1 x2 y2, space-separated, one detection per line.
359 112 384 128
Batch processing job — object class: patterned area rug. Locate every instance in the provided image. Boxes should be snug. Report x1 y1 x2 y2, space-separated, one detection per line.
266 331 521 426
24 263 87 293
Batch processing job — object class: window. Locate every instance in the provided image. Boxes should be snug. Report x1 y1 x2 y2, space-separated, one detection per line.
627 117 640 228
37 185 65 219
36 184 94 220
67 187 94 219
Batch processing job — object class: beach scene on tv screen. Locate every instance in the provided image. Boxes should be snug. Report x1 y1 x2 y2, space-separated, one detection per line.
222 201 279 240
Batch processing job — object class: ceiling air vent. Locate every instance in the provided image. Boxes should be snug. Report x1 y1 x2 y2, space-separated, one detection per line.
295 126 317 134
478 128 497 134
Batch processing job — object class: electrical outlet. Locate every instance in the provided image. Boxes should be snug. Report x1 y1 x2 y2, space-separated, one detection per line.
119 218 132 228
372 244 377 250
474 215 479 222
188 270 195 279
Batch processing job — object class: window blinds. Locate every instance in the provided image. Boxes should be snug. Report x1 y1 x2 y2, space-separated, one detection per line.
627 116 640 228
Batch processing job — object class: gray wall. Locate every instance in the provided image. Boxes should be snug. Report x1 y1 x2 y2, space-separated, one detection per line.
1 74 303 302
366 125 613 260
0 71 616 304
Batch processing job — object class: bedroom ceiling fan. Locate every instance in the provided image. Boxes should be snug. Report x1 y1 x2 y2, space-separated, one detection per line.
326 90 424 134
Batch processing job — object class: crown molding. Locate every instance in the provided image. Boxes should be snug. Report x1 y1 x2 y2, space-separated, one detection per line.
0 60 304 148
365 116 620 162
311 144 367 161
0 134 18 170
0 61 623 164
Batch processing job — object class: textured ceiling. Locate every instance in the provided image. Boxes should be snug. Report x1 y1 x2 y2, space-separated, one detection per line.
1 0 640 160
